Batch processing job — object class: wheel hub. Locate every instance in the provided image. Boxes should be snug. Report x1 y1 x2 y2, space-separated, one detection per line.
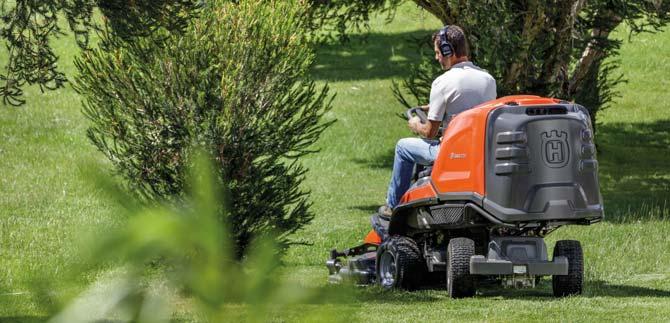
379 251 396 288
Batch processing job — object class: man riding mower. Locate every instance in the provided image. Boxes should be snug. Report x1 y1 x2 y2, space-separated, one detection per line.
325 26 603 298
327 96 603 297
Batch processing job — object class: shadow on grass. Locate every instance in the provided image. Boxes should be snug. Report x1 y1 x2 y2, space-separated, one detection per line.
477 280 670 299
586 280 670 297
351 148 394 170
313 30 433 82
597 120 670 223
355 286 443 303
347 279 670 304
349 204 380 214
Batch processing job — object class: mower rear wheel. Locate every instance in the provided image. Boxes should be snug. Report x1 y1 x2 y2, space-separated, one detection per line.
447 237 476 298
552 240 583 297
376 235 423 290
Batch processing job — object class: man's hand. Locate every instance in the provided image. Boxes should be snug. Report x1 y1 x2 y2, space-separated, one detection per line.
408 116 423 135
408 116 441 139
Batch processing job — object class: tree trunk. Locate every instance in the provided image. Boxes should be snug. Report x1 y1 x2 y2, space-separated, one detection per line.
569 11 622 96
502 0 545 92
536 0 584 96
412 0 454 24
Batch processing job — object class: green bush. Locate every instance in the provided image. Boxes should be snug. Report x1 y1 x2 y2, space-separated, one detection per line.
75 0 334 258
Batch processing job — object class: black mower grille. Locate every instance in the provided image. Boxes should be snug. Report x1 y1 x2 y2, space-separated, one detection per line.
429 205 465 224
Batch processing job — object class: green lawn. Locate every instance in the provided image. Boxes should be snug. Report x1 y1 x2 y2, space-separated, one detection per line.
2 4 670 322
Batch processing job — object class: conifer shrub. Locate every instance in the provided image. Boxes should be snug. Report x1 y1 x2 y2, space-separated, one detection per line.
75 0 333 258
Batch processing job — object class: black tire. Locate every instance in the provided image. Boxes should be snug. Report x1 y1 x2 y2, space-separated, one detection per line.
552 240 583 297
447 237 476 298
376 235 424 290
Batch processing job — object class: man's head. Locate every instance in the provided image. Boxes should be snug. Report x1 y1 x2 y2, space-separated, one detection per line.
432 25 470 70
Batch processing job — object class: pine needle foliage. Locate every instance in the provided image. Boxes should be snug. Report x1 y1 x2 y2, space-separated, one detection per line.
305 0 402 41
0 0 201 106
74 0 334 258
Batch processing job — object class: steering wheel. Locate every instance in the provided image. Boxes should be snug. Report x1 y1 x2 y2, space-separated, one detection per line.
405 107 428 124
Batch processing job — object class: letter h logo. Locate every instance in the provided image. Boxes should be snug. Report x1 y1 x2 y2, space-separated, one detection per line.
541 130 569 168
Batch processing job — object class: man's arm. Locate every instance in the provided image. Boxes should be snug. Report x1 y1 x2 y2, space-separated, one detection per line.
408 117 440 139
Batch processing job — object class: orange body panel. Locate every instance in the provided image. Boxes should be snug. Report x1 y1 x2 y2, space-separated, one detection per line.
426 95 561 198
363 229 382 245
399 182 438 205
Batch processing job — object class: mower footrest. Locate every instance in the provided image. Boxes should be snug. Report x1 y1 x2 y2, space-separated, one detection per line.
470 255 568 275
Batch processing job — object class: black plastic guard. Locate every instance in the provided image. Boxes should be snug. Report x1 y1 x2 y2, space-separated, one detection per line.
484 104 604 223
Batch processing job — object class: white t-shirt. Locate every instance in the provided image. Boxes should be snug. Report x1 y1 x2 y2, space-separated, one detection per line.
427 61 497 127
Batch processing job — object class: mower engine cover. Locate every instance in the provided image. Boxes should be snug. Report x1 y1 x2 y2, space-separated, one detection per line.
483 98 603 222
392 95 603 230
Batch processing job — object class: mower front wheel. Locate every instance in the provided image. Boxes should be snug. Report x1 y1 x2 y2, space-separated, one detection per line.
447 237 476 298
552 240 583 297
376 235 423 290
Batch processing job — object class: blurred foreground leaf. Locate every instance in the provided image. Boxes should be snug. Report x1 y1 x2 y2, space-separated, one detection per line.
43 151 354 322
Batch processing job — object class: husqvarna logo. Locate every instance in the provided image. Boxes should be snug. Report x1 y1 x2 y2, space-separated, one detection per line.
541 130 569 168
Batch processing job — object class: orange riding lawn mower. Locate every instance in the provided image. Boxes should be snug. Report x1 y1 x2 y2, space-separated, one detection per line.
326 95 604 298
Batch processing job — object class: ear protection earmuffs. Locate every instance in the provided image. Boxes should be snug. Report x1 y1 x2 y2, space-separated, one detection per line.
438 26 454 57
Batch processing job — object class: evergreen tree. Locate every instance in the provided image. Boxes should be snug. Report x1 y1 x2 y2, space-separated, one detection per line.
0 0 201 106
75 0 333 258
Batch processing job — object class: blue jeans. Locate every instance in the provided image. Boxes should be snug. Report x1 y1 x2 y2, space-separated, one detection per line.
386 138 440 208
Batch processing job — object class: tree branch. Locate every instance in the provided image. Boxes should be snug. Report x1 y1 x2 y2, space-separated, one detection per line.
502 0 545 91
569 10 622 95
412 0 454 24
